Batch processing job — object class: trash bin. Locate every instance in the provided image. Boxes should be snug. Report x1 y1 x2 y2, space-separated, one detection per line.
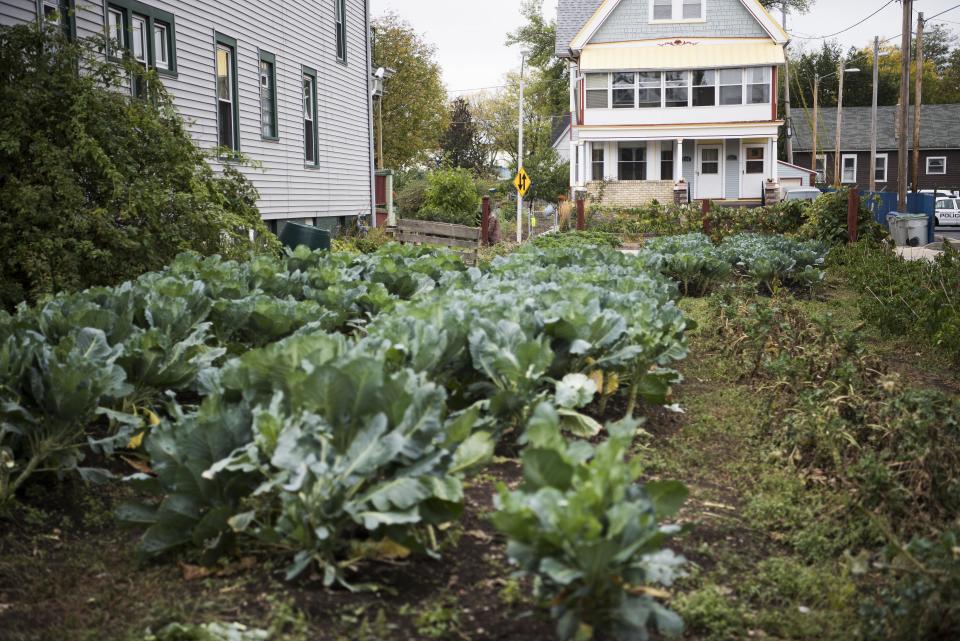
887 213 908 247
278 221 331 252
902 214 929 247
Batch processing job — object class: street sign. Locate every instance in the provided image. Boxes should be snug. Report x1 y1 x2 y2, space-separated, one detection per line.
513 167 531 198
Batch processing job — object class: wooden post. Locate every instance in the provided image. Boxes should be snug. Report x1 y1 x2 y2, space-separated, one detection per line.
576 196 586 231
847 188 860 244
833 61 845 187
811 76 819 176
701 199 712 236
481 196 491 246
898 0 914 210
869 36 880 193
912 13 925 193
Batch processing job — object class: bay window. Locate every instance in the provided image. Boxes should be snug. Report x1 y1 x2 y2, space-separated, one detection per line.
619 144 646 181
692 70 716 107
585 74 609 109
612 73 636 109
665 71 689 108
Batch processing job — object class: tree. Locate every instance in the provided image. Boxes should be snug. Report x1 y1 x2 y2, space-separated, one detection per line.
759 0 814 12
439 97 492 175
506 0 568 122
922 23 958 74
0 24 275 311
372 13 448 170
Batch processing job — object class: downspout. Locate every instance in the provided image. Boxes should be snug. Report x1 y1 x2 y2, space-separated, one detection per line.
365 0 376 226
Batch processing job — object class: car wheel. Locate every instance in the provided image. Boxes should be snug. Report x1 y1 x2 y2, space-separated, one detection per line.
935 217 941 226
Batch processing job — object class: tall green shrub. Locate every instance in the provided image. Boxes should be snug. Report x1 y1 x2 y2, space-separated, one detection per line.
415 168 480 226
0 24 276 311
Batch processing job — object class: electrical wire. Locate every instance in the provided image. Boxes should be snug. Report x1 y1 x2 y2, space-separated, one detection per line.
790 0 897 40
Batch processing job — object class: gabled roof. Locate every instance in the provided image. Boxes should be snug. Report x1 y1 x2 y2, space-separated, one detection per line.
792 105 960 152
555 0 788 58
551 114 572 148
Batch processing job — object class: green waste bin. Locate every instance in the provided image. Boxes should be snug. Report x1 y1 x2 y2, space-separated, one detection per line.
279 221 331 252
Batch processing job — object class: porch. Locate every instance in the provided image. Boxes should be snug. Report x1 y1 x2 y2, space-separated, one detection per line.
573 136 780 207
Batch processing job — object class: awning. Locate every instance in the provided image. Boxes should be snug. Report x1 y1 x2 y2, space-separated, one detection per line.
580 40 785 71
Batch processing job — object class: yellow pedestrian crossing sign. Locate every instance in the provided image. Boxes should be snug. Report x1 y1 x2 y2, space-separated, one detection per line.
514 167 531 198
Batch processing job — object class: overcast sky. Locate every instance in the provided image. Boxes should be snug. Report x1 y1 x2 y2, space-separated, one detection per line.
368 0 960 93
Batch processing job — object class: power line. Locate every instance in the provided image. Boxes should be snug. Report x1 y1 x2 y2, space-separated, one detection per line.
791 0 897 40
924 2 960 22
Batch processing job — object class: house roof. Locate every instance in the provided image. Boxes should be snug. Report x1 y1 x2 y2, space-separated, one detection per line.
555 0 786 58
551 113 572 148
792 104 960 152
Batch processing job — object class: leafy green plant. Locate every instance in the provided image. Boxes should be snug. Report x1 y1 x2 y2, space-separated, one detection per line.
492 404 688 641
531 231 622 250
0 24 276 311
414 169 480 226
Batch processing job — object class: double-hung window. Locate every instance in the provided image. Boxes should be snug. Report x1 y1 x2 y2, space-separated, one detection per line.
692 70 715 107
651 0 704 21
260 51 279 140
612 73 636 109
303 67 319 167
105 2 176 75
638 72 661 108
592 147 605 180
841 154 858 184
746 67 771 104
927 157 947 175
215 34 239 152
815 154 827 183
719 69 743 105
585 74 609 109
665 71 689 108
661 147 675 181
619 144 646 181
875 153 888 183
38 0 73 36
335 0 347 62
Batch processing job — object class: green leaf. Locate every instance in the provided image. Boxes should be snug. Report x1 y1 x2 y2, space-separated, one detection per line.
450 431 495 475
645 480 688 519
558 408 603 439
523 448 574 491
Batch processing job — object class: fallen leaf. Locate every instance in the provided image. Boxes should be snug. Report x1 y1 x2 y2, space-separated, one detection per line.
179 563 213 582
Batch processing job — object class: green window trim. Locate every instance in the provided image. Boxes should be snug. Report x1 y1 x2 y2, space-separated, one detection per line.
215 32 241 156
302 65 319 168
334 0 347 64
104 0 177 77
37 0 77 40
259 50 279 141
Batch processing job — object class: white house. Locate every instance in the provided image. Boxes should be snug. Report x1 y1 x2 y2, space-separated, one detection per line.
0 0 375 235
555 0 787 207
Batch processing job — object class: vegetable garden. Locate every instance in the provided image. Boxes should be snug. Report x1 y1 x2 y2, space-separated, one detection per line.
2 231 958 641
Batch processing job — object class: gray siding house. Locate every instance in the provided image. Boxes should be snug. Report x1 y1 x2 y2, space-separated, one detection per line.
1 0 375 234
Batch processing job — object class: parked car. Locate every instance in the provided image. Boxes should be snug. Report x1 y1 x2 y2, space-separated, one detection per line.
781 186 821 202
935 198 960 226
920 189 960 199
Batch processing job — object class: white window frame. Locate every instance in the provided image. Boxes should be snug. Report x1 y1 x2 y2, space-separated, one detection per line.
815 154 827 183
153 22 169 70
650 0 705 22
585 73 610 109
875 153 888 183
927 156 947 175
131 14 147 63
841 154 858 184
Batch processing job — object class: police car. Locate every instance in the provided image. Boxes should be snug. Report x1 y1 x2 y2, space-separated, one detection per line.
935 197 960 226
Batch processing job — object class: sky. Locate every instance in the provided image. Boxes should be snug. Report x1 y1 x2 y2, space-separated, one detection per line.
368 0 960 93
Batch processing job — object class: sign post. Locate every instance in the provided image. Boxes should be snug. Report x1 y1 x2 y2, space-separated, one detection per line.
513 167 531 241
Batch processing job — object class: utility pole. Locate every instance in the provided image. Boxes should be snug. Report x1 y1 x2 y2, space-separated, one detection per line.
783 7 794 164
870 36 880 192
898 0 913 210
517 51 526 245
833 60 846 187
811 75 819 177
912 12 924 193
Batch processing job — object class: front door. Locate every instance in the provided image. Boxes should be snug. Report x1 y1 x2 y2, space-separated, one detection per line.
741 144 767 199
696 145 723 200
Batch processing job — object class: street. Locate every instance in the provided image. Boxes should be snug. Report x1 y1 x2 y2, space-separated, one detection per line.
936 226 960 242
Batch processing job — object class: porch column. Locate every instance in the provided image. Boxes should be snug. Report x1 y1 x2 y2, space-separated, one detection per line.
771 138 779 181
576 142 586 187
675 139 684 182
569 139 576 191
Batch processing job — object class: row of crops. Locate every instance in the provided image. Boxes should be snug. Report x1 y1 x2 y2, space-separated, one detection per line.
0 233 826 640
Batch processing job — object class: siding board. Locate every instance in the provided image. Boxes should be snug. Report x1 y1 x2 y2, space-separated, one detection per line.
2 0 373 222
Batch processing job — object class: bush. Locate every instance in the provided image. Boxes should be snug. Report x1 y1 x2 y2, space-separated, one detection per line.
801 189 885 245
0 24 276 311
396 178 428 217
530 231 622 250
414 168 480 226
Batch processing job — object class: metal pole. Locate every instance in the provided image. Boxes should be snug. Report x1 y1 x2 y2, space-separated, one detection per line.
811 76 819 177
870 36 880 192
912 13 925 193
783 8 794 164
834 61 845 187
898 0 913 209
516 52 526 245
